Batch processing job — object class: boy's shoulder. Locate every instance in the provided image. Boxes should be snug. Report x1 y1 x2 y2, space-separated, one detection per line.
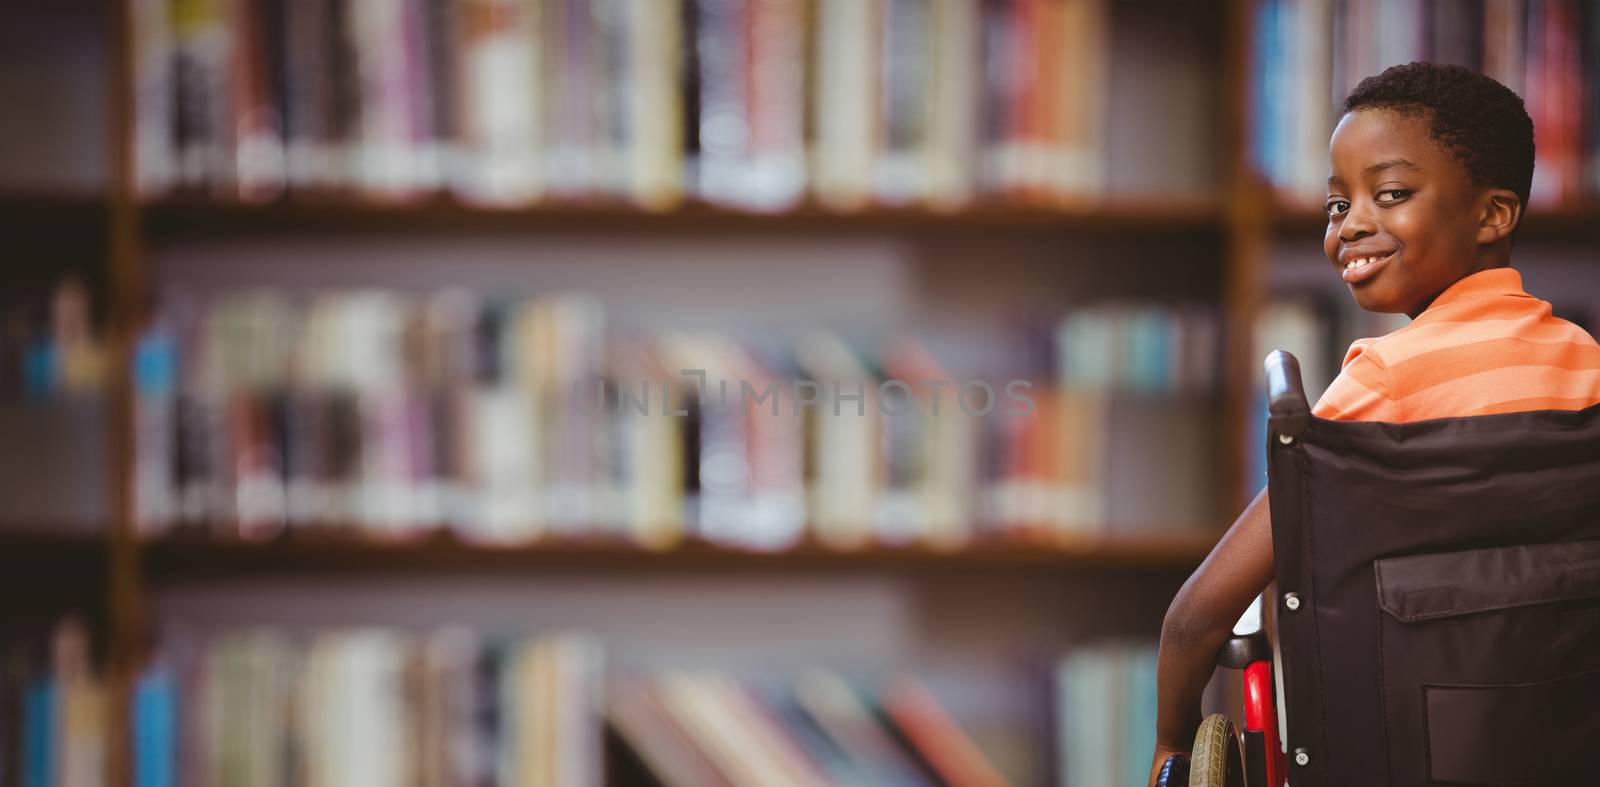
1314 274 1600 422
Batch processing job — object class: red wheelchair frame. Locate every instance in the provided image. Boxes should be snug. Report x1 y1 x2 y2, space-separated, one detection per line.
1223 597 1284 787
1155 596 1285 787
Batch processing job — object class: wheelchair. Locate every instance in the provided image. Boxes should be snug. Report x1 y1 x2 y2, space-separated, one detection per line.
1158 350 1600 787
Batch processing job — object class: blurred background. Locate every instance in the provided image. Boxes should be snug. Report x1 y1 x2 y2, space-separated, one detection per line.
0 0 1597 785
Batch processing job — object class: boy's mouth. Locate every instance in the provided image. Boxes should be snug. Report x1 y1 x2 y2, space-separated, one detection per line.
1339 251 1396 285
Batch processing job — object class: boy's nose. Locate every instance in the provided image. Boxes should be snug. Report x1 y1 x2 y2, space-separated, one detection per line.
1338 201 1380 241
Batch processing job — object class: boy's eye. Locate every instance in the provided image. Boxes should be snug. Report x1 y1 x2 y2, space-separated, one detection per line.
1325 199 1350 218
1375 188 1412 204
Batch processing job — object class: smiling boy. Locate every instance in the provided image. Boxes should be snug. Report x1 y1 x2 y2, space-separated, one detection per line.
1147 63 1600 785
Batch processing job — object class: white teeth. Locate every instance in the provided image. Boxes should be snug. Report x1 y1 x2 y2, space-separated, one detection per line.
1344 253 1394 272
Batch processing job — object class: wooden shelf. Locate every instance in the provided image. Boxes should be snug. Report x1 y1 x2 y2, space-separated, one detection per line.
139 529 1217 581
0 189 106 215
0 191 110 287
0 532 108 619
139 193 1224 238
0 530 107 568
1271 201 1600 242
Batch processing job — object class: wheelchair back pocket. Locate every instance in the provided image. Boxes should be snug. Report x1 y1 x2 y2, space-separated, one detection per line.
1374 540 1600 786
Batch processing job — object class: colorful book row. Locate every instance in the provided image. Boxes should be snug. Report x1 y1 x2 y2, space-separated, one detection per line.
131 0 1113 210
130 290 1223 545
132 627 1019 787
0 619 106 787
0 277 106 402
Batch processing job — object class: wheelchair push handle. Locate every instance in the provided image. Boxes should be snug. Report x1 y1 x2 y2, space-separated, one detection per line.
1264 350 1310 440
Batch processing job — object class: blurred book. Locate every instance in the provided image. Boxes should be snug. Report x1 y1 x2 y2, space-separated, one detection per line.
0 277 107 403
0 278 110 533
133 627 603 787
133 289 1222 545
132 0 1112 209
0 618 107 787
132 626 1026 787
1055 641 1157 787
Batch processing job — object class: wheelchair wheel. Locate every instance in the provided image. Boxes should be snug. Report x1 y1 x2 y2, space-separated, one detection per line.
1188 714 1246 787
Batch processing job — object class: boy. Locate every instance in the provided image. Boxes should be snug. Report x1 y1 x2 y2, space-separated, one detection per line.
1148 62 1600 785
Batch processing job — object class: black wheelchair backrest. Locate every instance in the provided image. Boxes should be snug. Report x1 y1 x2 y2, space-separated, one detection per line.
1262 350 1600 787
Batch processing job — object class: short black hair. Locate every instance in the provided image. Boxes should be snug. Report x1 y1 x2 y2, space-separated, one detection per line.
1343 62 1535 215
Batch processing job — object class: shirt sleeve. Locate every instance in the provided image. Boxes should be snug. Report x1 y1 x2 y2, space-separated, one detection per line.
1312 339 1401 422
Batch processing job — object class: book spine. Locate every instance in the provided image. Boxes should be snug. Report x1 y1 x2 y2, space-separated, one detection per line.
588 0 630 198
134 324 179 535
1552 0 1584 206
626 0 685 209
692 0 749 206
171 0 233 191
327 0 364 189
546 0 596 197
813 0 877 209
421 0 461 193
924 0 978 209
744 0 807 210
1290 0 1334 202
875 0 930 204
349 0 419 198
281 0 334 191
243 0 290 200
455 0 543 204
1483 0 1526 95
1527 0 1554 205
20 677 55 787
133 0 176 195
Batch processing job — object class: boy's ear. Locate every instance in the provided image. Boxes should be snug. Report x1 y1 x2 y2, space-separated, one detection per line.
1476 188 1521 244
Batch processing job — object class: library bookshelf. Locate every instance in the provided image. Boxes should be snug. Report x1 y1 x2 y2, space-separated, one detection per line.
10 0 1598 783
29 1 1257 783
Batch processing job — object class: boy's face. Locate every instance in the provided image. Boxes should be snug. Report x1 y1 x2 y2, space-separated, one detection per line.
1323 109 1487 317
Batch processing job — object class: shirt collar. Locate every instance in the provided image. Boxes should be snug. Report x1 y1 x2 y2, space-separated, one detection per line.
1423 266 1527 312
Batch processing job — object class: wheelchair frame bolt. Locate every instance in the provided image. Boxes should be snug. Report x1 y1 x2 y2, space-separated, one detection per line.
1294 748 1310 766
1284 592 1301 611
1278 433 1294 445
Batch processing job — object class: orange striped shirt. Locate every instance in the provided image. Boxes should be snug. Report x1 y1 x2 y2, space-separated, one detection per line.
1312 267 1600 422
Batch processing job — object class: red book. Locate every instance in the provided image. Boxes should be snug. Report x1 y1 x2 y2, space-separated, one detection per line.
881 678 1014 787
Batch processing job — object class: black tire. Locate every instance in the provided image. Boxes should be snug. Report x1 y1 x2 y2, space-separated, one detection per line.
1189 714 1246 787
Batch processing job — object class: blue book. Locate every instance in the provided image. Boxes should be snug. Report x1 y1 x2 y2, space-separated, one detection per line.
133 666 177 787
1145 310 1171 395
1059 648 1117 787
21 677 55 787
21 341 56 401
1269 0 1296 186
134 329 178 398
1121 647 1160 787
1251 0 1279 179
